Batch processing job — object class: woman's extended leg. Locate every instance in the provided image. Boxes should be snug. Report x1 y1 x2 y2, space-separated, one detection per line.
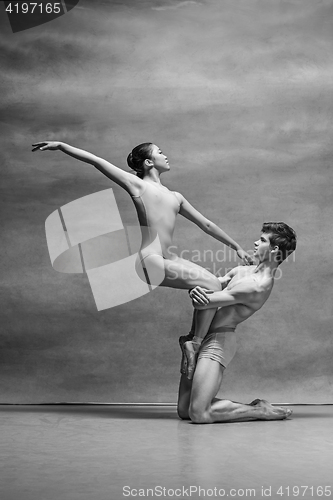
177 374 192 420
143 255 222 379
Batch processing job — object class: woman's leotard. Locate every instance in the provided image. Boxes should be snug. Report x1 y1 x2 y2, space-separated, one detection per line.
131 183 181 262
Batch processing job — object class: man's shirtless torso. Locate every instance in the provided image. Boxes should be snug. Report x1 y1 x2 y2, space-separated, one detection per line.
209 265 274 331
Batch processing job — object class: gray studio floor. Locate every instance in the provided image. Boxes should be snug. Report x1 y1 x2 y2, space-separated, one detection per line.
0 405 332 500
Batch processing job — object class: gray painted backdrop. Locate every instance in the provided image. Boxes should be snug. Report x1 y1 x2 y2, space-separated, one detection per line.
1 0 332 403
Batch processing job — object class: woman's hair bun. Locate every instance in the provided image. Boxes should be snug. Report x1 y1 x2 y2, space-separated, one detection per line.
126 143 153 179
127 152 134 169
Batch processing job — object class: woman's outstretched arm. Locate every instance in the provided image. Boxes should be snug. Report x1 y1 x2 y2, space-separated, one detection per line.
175 192 253 265
32 141 143 195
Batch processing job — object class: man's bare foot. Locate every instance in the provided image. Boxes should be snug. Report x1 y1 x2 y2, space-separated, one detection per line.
249 398 262 406
250 399 292 419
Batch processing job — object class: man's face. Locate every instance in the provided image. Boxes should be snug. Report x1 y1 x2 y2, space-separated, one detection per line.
253 233 275 262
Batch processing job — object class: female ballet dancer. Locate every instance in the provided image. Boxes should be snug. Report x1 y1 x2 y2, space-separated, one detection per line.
32 141 253 378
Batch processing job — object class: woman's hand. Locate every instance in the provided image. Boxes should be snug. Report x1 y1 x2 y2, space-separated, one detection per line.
32 141 62 152
189 286 213 307
237 248 254 265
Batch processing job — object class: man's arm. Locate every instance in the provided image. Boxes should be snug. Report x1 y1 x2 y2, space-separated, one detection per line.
191 282 259 310
187 268 237 306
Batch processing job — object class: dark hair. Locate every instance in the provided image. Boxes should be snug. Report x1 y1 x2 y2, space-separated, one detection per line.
262 222 297 264
127 143 154 179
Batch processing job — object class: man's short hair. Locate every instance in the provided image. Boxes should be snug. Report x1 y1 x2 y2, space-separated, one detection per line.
262 222 297 264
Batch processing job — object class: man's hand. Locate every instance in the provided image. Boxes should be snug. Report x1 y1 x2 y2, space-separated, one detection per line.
32 141 62 152
189 286 214 307
236 248 254 265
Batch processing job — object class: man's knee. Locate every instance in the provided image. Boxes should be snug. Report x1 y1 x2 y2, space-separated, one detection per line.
189 402 211 424
177 406 190 420
177 399 190 420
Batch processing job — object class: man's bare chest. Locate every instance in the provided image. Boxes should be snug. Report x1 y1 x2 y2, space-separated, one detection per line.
227 269 258 291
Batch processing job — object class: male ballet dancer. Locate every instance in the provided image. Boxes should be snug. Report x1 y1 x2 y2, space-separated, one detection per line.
178 222 296 423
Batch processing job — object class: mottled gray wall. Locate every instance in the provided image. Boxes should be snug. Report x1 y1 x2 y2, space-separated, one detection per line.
1 0 332 403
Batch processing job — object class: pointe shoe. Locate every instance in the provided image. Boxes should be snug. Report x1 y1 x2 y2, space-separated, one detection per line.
179 335 200 380
179 332 194 375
